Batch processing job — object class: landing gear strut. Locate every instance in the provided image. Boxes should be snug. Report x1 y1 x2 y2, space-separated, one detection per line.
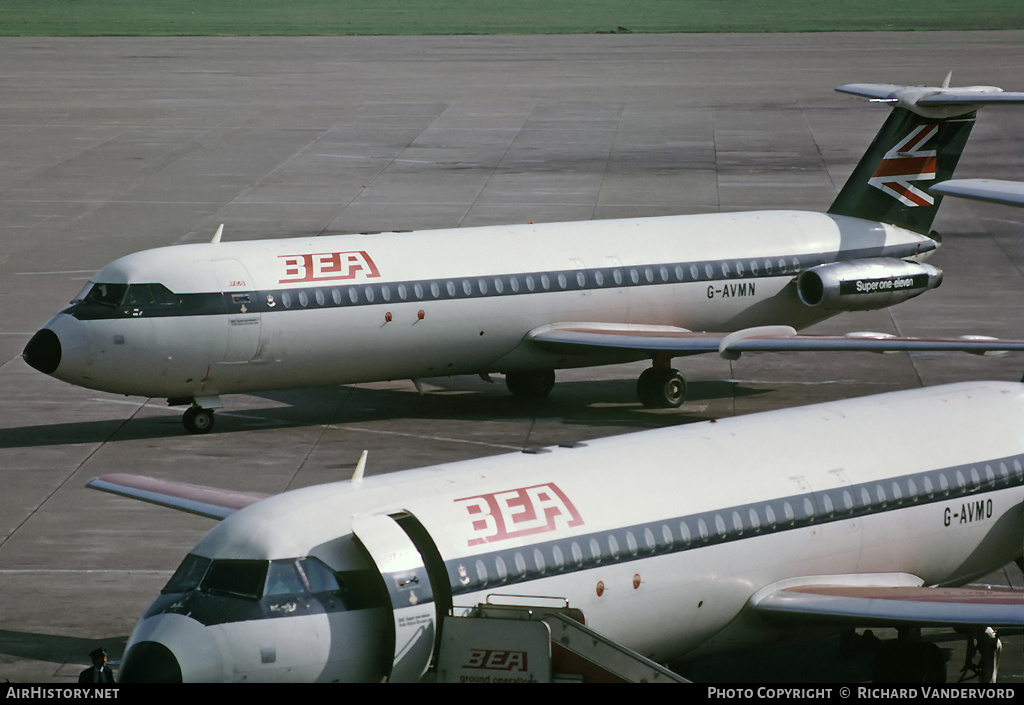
182 405 215 434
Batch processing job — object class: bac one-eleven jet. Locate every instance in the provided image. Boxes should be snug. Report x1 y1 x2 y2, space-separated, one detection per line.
22 77 1024 433
89 381 1024 682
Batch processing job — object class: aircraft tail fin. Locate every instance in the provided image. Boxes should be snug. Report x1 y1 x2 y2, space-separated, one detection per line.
827 76 1024 234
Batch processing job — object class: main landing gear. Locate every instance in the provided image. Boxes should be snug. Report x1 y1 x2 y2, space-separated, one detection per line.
182 406 215 434
504 363 687 409
170 396 220 434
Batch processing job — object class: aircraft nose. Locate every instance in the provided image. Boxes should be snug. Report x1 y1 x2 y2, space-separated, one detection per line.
119 641 181 683
23 328 61 375
118 613 224 682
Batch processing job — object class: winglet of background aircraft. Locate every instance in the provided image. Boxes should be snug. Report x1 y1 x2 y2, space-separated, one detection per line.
86 473 265 520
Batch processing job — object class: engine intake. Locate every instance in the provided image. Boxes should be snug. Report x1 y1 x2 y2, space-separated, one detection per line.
797 258 942 311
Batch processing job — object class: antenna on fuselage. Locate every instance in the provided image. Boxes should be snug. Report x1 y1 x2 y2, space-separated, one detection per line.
350 450 369 484
210 224 224 244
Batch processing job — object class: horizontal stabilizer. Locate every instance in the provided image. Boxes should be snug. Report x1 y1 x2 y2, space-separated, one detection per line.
930 179 1024 208
837 78 1024 118
87 473 267 521
528 323 1024 359
755 582 1024 628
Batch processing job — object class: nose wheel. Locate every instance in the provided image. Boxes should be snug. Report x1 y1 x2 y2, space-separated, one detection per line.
182 406 215 434
637 368 686 408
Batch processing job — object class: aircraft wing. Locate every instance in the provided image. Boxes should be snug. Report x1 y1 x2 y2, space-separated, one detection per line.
753 582 1024 628
930 179 1024 208
528 323 1024 361
87 473 267 520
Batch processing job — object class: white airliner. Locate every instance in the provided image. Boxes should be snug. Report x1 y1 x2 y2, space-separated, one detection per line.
88 381 1024 682
22 77 1024 433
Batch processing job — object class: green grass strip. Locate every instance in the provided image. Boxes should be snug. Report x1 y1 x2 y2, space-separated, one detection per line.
2 0 1023 36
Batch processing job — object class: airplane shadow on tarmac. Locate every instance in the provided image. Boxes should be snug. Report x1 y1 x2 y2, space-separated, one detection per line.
0 379 770 449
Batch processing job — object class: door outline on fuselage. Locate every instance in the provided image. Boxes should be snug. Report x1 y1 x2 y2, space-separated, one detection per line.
351 511 451 683
213 258 262 363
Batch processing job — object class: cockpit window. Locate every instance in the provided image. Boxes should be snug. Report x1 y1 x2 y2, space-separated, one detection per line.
200 559 268 600
124 283 181 308
162 553 211 594
264 557 343 597
81 282 128 308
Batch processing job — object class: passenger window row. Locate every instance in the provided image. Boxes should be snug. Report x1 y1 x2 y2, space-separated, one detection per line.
450 454 1024 595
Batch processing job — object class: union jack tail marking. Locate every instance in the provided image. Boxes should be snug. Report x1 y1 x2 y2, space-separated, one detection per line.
867 124 938 207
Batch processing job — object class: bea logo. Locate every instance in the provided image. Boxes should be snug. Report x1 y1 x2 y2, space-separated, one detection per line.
456 483 583 546
465 649 528 672
279 250 380 284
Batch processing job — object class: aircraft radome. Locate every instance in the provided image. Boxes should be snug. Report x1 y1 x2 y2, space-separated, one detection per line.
22 76 1024 434
88 381 1024 682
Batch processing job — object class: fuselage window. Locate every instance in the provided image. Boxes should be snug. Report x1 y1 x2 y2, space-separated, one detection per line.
659 266 669 282
778 259 787 274
571 542 584 567
332 289 343 305
629 269 640 284
576 271 586 288
541 274 551 290
954 470 966 490
462 280 472 296
697 518 709 542
414 283 424 299
626 531 639 556
661 524 674 549
363 286 374 303
938 473 950 495
714 514 727 539
510 276 520 292
644 527 657 553
906 478 919 501
348 288 359 304
495 556 508 582
381 285 391 302
557 273 567 290
589 538 602 563
731 511 744 535
595 270 605 286
985 465 997 486
1013 459 1023 481
704 263 714 279
875 485 888 507
892 482 904 504
299 291 309 307
613 270 623 285
783 501 795 525
748 508 760 533
514 552 527 578
533 548 546 574
446 281 456 297
282 291 293 309
750 260 759 276
552 544 565 571
475 560 488 586
970 467 982 489
822 494 835 518
764 504 777 529
674 265 685 281
431 282 441 298
644 267 654 283
735 261 744 276
526 275 536 292
764 259 772 274
999 462 1010 484
397 284 408 301
679 520 692 546
803 497 815 520
315 290 325 306
721 262 730 277
842 490 854 512
922 476 935 499
494 278 504 294
607 534 620 559
690 265 700 280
